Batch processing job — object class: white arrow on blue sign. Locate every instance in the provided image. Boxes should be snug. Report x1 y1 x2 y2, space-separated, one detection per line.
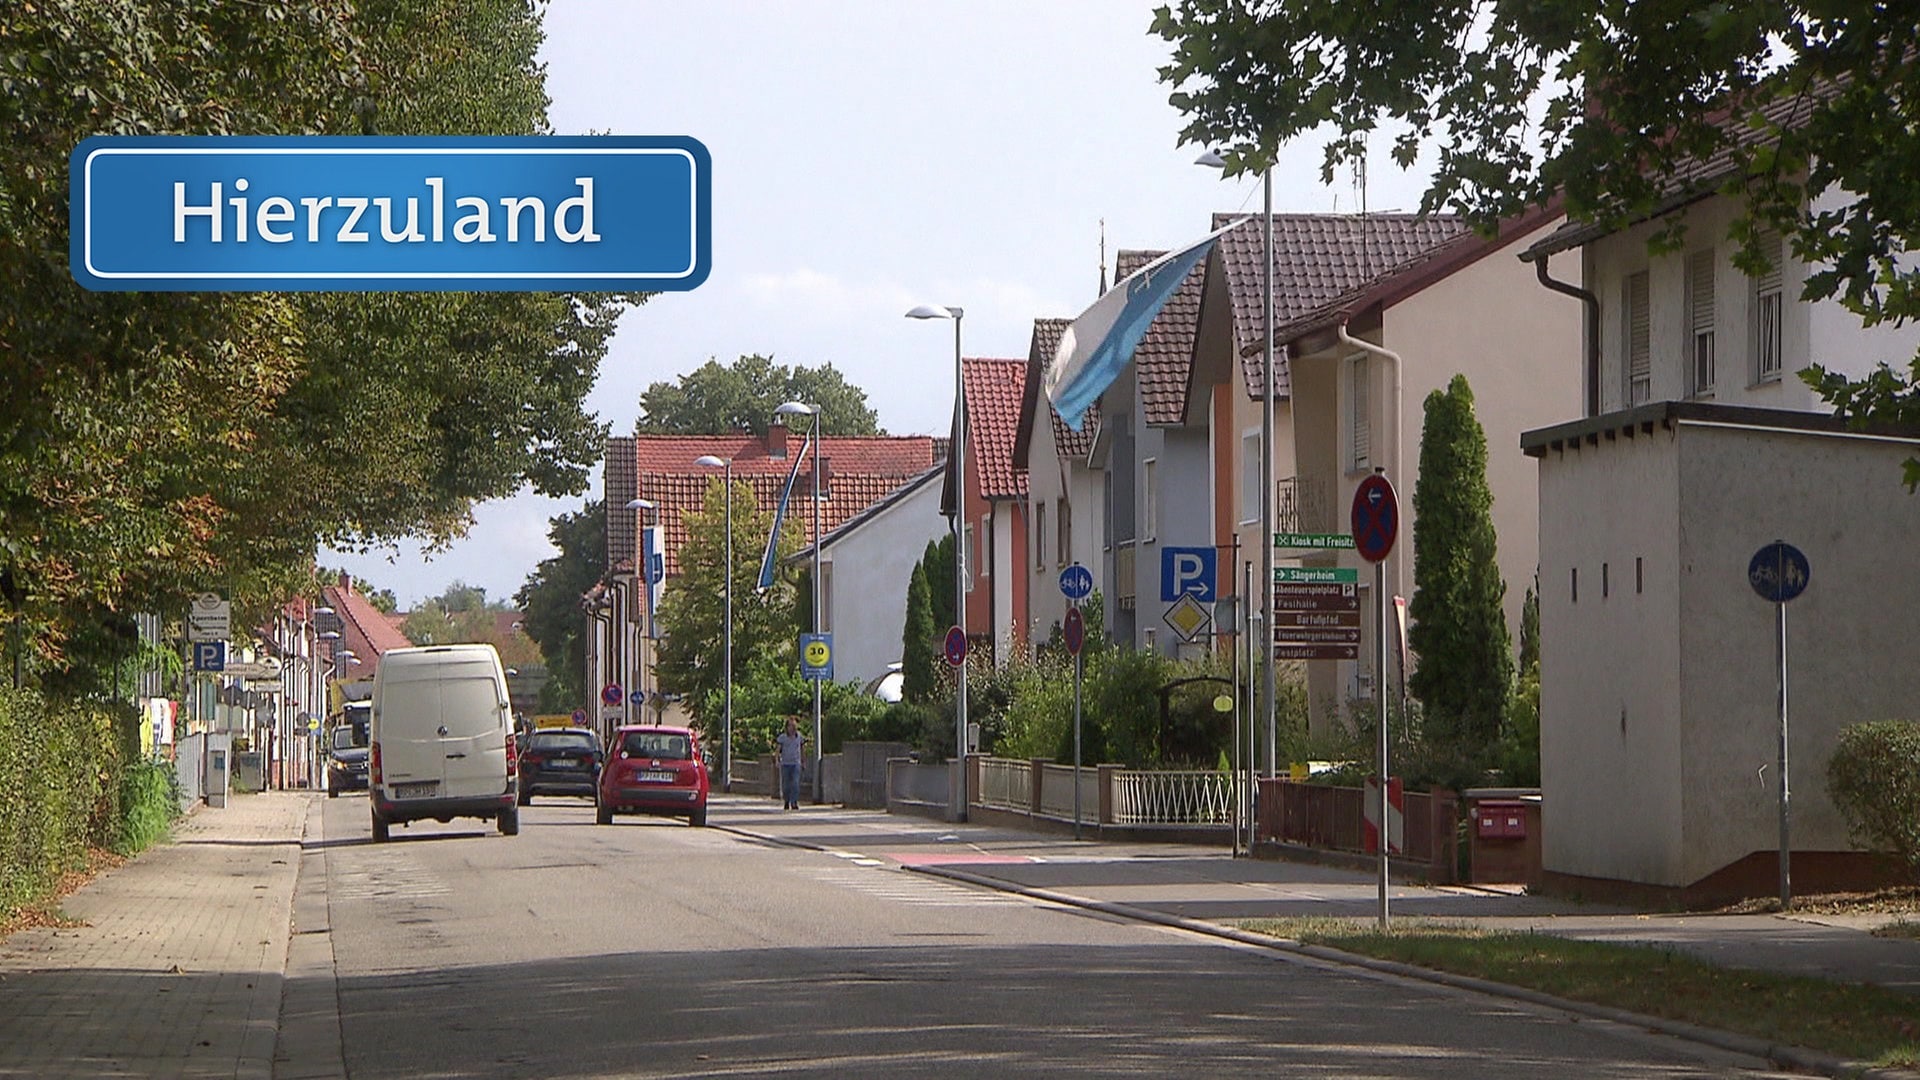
1058 564 1093 601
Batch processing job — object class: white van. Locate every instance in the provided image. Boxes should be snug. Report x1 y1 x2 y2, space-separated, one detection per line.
369 644 519 841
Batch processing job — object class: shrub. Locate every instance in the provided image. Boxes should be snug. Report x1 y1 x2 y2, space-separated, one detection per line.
0 688 122 915
116 759 180 855
1827 720 1920 881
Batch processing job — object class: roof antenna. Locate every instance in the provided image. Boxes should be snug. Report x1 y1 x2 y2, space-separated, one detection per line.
1098 217 1108 296
1356 139 1372 280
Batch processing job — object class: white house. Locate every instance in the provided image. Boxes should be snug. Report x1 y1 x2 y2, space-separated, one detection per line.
1014 317 1105 648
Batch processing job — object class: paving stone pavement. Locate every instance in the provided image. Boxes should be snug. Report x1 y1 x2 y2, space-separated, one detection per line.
0 791 309 1080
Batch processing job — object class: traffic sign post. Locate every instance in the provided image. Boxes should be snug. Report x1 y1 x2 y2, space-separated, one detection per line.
1064 605 1086 839
192 641 226 673
943 626 968 669
1058 564 1093 601
1273 568 1361 659
601 683 624 707
1272 532 1355 551
187 593 231 643
1749 540 1810 909
1351 470 1399 929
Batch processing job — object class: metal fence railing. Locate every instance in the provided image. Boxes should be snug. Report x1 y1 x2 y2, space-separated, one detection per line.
1037 763 1096 820
1111 769 1232 825
977 757 1031 813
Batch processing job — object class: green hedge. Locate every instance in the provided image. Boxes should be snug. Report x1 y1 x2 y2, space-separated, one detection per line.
0 686 174 916
1827 719 1920 882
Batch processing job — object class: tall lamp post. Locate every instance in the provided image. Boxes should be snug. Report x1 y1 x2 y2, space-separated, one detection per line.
693 454 735 791
1196 150 1277 777
773 402 824 803
906 303 969 820
625 498 657 723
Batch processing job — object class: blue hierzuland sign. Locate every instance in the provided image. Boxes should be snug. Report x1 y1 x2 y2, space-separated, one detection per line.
799 632 834 682
69 135 711 292
1159 546 1216 603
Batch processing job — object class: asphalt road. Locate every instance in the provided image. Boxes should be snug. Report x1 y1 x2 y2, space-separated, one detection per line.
313 794 1793 1079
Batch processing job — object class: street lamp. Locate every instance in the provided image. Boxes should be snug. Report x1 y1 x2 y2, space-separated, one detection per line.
907 302 969 821
774 401 824 804
626 498 657 723
1198 149 1277 778
694 453 735 791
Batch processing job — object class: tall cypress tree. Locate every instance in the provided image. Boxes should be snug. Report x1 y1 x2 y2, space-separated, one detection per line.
919 536 956 633
1407 374 1511 753
901 563 936 703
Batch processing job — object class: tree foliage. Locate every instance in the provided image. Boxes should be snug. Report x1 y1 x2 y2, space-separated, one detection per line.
515 501 606 713
901 562 936 704
918 536 956 634
1407 375 1510 754
637 355 881 437
1154 1 1920 478
654 479 803 723
1826 720 1920 882
0 0 633 683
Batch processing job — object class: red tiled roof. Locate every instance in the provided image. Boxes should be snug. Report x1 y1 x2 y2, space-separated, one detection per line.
1212 213 1473 399
319 573 412 678
1115 249 1207 426
963 358 1029 500
626 432 938 576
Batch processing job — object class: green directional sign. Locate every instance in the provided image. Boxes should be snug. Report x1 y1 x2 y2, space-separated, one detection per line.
1273 532 1355 550
1275 566 1359 584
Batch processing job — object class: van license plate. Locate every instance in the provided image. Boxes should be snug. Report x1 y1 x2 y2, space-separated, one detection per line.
394 782 439 799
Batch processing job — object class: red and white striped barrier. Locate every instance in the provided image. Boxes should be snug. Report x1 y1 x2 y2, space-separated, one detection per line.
1362 775 1404 855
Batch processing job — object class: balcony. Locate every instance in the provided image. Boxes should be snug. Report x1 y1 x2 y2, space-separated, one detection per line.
1275 476 1333 534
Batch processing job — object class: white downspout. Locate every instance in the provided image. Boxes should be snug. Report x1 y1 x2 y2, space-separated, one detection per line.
1335 321 1405 600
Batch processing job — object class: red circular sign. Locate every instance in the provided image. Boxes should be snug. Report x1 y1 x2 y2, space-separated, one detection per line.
601 683 624 706
1063 606 1086 657
1350 474 1399 563
943 625 968 668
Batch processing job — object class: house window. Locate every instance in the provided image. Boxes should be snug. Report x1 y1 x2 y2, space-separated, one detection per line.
979 517 992 582
1571 566 1578 604
1240 431 1260 523
1142 458 1158 540
820 562 833 631
1753 229 1784 382
1636 557 1644 594
1034 502 1047 571
1688 249 1716 395
1057 497 1070 566
1348 356 1370 472
1624 270 1651 404
963 523 977 592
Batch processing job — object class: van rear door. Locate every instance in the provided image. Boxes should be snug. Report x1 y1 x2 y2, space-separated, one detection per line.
435 669 510 799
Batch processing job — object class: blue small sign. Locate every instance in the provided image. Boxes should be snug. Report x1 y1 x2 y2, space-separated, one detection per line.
1160 546 1216 603
192 641 226 673
799 633 834 682
1058 564 1093 601
70 135 710 292
1749 541 1811 603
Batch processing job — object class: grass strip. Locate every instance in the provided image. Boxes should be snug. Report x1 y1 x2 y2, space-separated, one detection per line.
1236 918 1920 1069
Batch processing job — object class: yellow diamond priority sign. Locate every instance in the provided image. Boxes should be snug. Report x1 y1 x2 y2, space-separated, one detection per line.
1163 592 1212 643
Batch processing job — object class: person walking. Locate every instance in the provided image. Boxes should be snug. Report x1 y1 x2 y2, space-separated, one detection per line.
775 715 806 810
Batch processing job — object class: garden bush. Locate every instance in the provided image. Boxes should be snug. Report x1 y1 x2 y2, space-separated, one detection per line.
0 687 123 915
1827 720 1920 881
116 759 180 855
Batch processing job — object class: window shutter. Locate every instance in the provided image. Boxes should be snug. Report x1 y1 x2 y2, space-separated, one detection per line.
1689 251 1716 392
1350 357 1370 469
1754 230 1784 378
1626 271 1651 403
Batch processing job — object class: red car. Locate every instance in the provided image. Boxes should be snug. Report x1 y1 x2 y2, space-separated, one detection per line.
597 725 709 827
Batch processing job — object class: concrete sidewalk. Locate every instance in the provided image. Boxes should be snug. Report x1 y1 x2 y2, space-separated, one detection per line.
0 791 310 1080
710 795 1920 997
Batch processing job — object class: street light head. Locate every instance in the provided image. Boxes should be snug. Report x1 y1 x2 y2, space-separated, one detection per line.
693 454 727 468
625 498 656 510
906 304 961 320
773 401 816 417
1194 148 1228 169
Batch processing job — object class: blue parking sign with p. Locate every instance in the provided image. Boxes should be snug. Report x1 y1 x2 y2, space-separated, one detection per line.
1160 546 1216 603
193 641 226 672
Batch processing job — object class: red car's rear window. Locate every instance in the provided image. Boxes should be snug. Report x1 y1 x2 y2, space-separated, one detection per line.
621 732 692 760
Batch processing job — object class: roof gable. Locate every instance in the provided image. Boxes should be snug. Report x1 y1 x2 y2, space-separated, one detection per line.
1115 248 1208 427
962 357 1030 500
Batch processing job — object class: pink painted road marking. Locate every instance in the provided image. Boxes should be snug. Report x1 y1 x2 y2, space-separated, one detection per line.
887 852 1036 866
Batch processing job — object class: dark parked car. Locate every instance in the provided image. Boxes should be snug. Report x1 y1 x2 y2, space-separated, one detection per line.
517 727 603 805
597 725 708 827
326 725 369 797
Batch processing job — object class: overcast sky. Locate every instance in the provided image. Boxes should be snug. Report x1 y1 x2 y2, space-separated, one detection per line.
328 0 1433 608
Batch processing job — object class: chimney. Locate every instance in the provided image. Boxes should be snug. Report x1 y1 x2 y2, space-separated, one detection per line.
768 418 788 459
338 570 352 592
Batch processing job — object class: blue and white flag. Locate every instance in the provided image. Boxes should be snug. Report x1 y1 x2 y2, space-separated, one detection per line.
1044 221 1235 429
757 430 813 591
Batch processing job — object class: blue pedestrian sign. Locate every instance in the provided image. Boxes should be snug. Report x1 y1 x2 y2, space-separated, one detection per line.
1749 541 1810 603
799 633 834 682
1160 546 1217 603
1058 564 1093 601
192 641 226 672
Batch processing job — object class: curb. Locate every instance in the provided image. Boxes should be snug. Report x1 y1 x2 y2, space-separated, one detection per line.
274 796 347 1080
902 861 1919 1080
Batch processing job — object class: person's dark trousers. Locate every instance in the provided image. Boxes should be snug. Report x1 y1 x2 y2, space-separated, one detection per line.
780 762 801 809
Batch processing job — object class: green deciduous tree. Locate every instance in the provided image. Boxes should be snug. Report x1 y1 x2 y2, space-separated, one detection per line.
901 563 936 704
516 501 606 714
637 355 881 437
1154 2 1920 481
655 479 802 722
1407 375 1510 756
0 0 632 683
